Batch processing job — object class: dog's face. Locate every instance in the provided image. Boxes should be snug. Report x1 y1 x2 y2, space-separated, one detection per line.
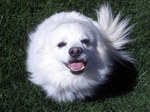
48 23 98 75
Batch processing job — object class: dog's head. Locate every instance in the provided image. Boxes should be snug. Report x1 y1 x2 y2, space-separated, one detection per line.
30 12 110 77
47 22 101 75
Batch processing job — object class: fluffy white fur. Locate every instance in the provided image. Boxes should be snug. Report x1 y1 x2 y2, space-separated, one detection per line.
26 4 133 102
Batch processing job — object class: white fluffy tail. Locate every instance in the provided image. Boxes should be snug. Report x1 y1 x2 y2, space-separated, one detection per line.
97 4 133 50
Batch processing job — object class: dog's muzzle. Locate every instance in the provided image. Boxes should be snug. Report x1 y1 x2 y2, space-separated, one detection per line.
65 47 87 74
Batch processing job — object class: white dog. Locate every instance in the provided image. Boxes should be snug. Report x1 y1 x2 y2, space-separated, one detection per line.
26 4 134 102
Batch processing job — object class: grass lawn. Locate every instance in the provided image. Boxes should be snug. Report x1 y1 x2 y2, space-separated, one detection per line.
1 0 150 111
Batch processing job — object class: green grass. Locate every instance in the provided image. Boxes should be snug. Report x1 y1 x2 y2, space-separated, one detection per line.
1 0 150 111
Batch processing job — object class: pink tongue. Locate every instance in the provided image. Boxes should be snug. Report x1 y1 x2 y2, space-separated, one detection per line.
68 62 84 70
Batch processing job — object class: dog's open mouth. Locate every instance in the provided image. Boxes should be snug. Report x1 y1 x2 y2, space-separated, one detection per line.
65 59 87 74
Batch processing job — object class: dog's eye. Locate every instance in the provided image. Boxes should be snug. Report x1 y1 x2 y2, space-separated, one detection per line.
57 42 66 48
81 39 90 45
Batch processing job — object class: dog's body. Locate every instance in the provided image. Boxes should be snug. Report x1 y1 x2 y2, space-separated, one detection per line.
26 5 134 102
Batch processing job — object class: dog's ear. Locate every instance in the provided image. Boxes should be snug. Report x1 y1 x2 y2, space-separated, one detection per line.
96 4 134 50
27 31 45 54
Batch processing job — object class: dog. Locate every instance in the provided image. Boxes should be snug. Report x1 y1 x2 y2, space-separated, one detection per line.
26 4 135 102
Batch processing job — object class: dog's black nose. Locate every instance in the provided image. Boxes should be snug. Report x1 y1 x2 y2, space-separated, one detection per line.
69 47 83 58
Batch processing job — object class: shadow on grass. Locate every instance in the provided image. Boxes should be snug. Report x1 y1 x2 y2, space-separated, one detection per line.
86 60 138 101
